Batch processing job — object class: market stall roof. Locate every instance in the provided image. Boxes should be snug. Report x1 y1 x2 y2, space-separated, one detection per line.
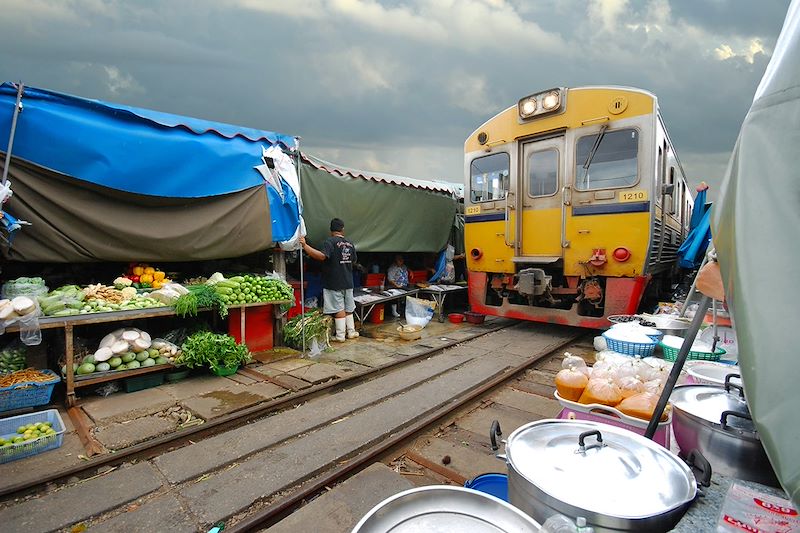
712 0 800 505
302 153 463 198
0 82 300 262
299 154 459 253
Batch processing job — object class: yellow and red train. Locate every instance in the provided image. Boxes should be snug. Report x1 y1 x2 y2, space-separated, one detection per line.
464 86 693 328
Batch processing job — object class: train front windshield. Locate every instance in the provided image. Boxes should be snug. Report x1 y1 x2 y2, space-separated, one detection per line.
575 128 639 190
469 152 509 202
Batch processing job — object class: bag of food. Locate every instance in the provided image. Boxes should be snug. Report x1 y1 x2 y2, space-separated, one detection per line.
616 375 645 399
616 391 669 422
562 352 589 377
578 378 623 406
555 367 588 401
0 340 26 374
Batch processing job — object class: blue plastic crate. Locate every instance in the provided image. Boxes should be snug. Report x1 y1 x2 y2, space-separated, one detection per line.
0 408 65 464
602 333 656 357
0 369 60 412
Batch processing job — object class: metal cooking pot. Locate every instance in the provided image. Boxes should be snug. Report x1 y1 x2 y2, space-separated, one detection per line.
670 374 780 487
490 419 710 533
351 485 542 532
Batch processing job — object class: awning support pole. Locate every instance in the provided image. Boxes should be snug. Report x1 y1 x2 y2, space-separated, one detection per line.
1 82 24 187
295 138 306 357
645 295 711 440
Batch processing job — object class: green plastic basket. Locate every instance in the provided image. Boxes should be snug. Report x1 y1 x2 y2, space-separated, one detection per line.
660 342 726 362
211 365 238 377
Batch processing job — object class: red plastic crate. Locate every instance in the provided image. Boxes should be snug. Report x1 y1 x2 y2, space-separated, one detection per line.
228 305 274 352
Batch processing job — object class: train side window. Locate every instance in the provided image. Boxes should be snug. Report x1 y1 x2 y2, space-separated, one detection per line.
527 148 558 197
470 152 509 203
575 128 638 190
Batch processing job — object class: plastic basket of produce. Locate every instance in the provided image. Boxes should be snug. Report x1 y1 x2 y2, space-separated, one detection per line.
601 333 656 357
660 337 726 362
0 369 61 412
0 408 65 464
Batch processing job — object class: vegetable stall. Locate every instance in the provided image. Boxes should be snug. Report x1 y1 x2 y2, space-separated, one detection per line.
0 82 302 419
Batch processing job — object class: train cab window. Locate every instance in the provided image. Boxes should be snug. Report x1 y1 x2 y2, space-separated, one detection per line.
470 152 509 203
527 149 558 196
575 128 638 190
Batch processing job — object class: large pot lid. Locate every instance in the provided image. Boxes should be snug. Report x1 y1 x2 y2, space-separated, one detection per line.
670 383 754 432
351 485 541 532
506 420 696 519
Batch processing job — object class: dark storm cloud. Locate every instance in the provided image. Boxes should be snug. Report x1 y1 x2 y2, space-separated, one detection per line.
0 0 792 188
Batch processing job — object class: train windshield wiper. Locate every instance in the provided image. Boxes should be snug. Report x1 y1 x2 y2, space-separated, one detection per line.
581 124 608 184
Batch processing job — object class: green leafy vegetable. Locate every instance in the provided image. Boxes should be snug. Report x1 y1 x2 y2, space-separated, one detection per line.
177 331 250 371
174 285 227 318
283 310 332 349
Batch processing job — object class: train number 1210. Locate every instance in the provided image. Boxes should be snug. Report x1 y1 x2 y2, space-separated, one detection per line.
619 190 648 203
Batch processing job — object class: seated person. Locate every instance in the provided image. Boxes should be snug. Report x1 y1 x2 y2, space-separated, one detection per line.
387 254 414 317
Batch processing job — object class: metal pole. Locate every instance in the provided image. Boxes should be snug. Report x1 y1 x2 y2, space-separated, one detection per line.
645 295 711 439
2 82 24 187
295 137 306 357
679 252 709 318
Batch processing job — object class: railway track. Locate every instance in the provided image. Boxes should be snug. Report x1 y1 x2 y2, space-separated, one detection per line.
0 321 590 532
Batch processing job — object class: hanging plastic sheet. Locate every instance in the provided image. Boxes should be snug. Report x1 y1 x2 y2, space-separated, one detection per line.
712 0 800 505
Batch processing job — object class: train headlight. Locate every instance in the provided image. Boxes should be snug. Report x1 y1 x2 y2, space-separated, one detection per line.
518 88 565 121
519 98 537 118
542 91 560 111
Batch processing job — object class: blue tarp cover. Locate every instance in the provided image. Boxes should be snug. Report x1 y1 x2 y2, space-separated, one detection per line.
0 82 296 198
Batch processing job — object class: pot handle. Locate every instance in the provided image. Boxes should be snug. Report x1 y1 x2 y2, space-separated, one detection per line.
577 430 603 453
724 374 744 398
721 409 753 429
686 449 712 487
490 420 503 452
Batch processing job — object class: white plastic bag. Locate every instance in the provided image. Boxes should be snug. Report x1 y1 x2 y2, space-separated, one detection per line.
404 296 436 328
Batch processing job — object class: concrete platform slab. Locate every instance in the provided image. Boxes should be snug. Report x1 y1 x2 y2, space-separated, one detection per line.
181 388 268 420
414 436 502 480
394 345 432 357
343 351 397 367
89 494 196 533
271 374 312 391
94 414 177 450
287 362 343 384
81 387 175 423
456 403 539 441
159 374 247 401
444 345 491 358
0 462 162 531
489 388 562 418
264 463 414 533
247 381 290 400
226 372 258 385
259 357 315 373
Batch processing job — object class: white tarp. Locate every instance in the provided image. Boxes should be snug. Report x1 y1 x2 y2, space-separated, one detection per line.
712 0 800 504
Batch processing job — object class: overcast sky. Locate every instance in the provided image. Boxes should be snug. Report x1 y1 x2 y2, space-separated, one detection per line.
0 0 791 194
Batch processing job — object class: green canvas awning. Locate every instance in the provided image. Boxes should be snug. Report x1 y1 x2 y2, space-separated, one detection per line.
299 156 460 253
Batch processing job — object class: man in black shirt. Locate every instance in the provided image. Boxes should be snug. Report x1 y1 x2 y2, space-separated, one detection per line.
300 218 359 342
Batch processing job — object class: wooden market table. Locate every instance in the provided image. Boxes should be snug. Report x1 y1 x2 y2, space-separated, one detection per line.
4 301 290 408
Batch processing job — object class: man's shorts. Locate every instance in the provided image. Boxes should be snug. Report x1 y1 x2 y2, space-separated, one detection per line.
323 288 355 314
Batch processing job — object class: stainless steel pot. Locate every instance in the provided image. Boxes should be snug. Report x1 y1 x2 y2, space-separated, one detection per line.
490 419 710 533
351 485 542 532
670 375 780 487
